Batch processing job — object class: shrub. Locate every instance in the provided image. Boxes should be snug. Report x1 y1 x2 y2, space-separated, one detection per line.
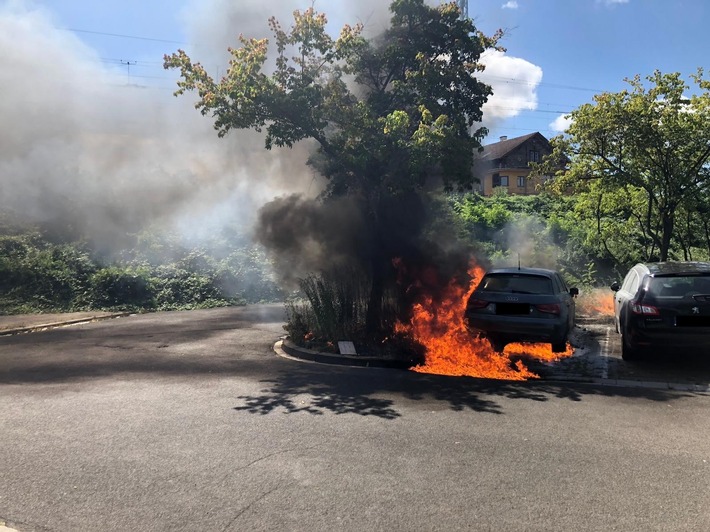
88 267 155 310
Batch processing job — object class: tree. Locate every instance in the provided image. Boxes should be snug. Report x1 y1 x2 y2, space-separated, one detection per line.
538 70 710 262
164 0 500 337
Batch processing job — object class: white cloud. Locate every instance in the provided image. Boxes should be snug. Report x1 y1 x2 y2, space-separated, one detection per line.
600 0 629 5
478 50 543 127
550 114 573 132
502 1 519 9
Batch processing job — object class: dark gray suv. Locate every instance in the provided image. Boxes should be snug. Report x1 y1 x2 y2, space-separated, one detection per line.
464 267 578 353
611 261 710 360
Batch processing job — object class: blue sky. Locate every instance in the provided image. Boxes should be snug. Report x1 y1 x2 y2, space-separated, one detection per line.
1 0 708 241
20 0 709 141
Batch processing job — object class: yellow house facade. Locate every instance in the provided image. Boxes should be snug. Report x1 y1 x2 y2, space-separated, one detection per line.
473 132 554 196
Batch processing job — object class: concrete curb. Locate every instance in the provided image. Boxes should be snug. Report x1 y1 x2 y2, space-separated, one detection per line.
274 340 710 392
275 338 415 369
0 313 133 337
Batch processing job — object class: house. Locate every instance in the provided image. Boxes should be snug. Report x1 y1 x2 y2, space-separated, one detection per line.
473 132 554 196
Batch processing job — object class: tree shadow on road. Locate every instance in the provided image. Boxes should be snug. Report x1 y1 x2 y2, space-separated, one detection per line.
232 363 705 420
2 309 706 421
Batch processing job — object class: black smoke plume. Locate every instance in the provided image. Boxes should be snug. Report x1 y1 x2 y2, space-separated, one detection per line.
255 189 479 326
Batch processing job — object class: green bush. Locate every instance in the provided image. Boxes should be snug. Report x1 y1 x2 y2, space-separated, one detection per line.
88 267 155 310
0 225 284 315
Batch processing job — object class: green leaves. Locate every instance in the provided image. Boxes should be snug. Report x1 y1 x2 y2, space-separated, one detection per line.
164 0 498 199
0 230 283 314
543 71 710 261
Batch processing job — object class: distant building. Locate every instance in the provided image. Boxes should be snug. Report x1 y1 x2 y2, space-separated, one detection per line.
474 132 554 196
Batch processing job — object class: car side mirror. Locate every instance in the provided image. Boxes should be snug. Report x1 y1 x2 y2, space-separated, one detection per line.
569 287 579 297
610 282 620 292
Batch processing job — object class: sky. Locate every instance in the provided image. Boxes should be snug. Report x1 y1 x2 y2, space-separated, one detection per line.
16 0 709 138
1 0 709 248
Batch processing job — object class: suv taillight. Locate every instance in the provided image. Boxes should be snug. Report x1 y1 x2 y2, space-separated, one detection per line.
535 303 561 315
631 302 659 315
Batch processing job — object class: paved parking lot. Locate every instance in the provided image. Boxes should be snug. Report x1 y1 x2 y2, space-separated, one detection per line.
531 318 710 389
1 306 709 532
2 310 709 389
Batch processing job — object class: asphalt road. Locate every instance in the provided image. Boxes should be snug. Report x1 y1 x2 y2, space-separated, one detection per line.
1 305 709 531
548 320 710 387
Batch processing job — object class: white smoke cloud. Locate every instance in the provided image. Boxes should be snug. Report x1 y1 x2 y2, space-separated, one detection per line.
181 0 396 67
0 1 317 251
1 0 541 252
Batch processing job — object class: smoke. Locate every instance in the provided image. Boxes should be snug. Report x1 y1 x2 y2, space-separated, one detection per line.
255 190 477 314
0 1 316 253
1 0 542 289
181 0 395 70
493 215 560 270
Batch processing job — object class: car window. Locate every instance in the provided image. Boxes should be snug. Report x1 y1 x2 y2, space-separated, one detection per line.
629 272 641 294
647 275 710 297
558 275 569 293
480 273 553 295
621 270 638 294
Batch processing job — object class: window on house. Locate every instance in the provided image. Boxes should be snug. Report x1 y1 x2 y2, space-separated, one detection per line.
492 173 500 187
528 150 540 162
517 176 525 188
500 176 509 187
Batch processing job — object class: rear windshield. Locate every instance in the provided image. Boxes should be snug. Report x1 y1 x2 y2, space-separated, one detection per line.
647 275 710 297
479 273 553 295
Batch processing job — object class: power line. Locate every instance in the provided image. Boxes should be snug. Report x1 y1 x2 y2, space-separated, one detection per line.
100 58 165 67
485 105 575 115
65 27 608 95
64 27 187 45
481 74 604 93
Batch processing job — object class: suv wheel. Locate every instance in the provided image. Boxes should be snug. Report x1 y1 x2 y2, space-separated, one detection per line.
551 341 567 353
621 333 642 361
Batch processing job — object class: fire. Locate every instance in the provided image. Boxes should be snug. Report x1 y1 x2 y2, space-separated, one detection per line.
576 288 615 317
397 263 574 381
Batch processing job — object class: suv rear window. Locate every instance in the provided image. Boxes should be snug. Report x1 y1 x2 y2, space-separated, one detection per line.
479 273 553 295
647 275 710 297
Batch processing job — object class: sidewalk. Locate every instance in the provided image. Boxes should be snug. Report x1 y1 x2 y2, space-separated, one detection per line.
0 311 132 335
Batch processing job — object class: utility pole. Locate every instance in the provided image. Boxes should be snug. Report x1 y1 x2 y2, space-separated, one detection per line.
121 60 135 84
457 0 469 19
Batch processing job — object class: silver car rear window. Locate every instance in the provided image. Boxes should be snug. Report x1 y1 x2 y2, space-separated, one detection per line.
480 274 553 295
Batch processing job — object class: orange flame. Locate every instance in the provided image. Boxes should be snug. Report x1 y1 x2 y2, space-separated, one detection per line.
397 262 574 381
576 288 615 317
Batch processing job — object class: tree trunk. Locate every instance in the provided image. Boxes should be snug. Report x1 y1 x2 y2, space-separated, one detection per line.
365 195 385 340
365 254 385 338
659 211 674 261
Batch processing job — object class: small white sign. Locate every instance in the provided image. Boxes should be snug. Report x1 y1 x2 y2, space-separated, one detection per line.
338 341 357 355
